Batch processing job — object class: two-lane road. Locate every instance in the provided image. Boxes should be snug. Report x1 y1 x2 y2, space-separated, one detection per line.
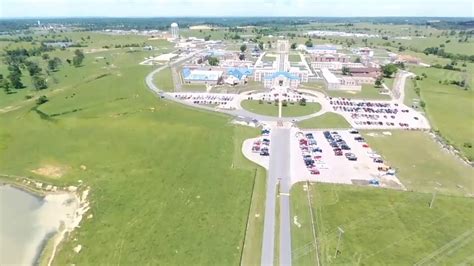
261 127 292 266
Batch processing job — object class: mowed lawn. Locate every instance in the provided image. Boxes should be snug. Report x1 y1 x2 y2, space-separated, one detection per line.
363 131 474 196
410 66 474 161
291 183 474 266
241 100 321 117
326 85 391 100
0 42 258 265
153 67 174 92
297 112 350 129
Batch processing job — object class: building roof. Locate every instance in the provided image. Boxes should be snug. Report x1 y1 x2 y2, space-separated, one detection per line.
311 45 337 50
182 68 223 81
347 67 380 73
264 71 299 81
227 68 253 80
321 68 340 84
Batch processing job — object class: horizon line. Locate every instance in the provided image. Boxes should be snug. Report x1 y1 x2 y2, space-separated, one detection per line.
1 15 473 20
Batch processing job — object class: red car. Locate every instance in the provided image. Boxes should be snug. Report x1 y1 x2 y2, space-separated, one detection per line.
310 168 320 175
362 143 369 148
334 149 343 156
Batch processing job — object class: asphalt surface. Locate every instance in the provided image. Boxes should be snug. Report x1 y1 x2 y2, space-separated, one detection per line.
276 128 292 266
261 127 292 266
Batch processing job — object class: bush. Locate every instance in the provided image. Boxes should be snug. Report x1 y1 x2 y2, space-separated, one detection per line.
36 95 48 105
463 142 472 149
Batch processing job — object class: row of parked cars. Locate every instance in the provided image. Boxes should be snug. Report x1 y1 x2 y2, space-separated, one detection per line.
323 130 358 161
252 128 271 156
351 132 396 175
298 132 324 175
173 93 235 106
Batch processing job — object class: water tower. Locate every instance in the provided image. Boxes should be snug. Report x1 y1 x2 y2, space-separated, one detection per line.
170 22 179 39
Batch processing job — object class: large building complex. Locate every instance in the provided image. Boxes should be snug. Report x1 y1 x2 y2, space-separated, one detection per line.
254 40 309 90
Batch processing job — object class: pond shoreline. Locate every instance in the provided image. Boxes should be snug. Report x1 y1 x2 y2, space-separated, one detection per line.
0 176 90 266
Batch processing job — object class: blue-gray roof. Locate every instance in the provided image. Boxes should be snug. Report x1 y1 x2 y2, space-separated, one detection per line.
227 68 253 80
264 71 299 80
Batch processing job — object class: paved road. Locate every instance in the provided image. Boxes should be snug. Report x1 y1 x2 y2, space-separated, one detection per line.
393 71 415 104
261 127 292 266
276 128 292 266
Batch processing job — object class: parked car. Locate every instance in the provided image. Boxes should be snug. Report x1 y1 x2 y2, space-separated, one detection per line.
349 129 359 134
310 168 320 175
373 157 383 163
345 153 357 161
340 144 351 150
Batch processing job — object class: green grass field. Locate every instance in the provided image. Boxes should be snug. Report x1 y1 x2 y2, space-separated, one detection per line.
153 67 174 91
297 112 350 129
291 183 474 266
0 35 259 265
326 85 391 100
409 66 474 160
241 100 321 117
363 131 474 196
289 54 301 62
403 77 421 107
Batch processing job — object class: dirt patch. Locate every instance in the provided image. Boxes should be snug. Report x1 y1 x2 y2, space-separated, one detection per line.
31 165 68 178
85 48 109 54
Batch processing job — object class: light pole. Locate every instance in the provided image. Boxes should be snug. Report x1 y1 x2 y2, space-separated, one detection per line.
334 226 344 258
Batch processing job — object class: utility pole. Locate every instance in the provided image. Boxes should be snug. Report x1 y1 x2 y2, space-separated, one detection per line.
334 227 344 258
429 189 437 209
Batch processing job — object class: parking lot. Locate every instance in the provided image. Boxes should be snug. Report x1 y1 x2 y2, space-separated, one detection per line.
290 128 405 189
241 128 272 169
329 97 430 130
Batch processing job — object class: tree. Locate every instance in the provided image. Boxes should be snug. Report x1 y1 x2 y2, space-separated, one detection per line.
381 64 398 78
208 56 219 66
48 57 61 71
7 66 23 89
240 44 247 53
290 43 297 50
267 41 272 49
354 57 361 63
375 77 383 88
305 38 313 48
36 95 48 105
204 35 211 41
0 75 11 94
72 49 85 67
258 42 264 50
299 98 307 106
239 53 245 61
25 61 42 76
342 66 351 76
32 74 48 90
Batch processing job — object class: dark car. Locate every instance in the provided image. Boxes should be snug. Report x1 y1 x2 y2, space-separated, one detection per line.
345 153 357 161
340 144 351 150
373 157 383 163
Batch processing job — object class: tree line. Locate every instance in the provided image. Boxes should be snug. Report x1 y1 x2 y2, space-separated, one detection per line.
1 44 85 94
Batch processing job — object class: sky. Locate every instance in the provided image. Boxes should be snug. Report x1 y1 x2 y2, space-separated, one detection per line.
1 0 473 18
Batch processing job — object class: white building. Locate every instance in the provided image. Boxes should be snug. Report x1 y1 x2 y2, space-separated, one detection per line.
321 68 340 90
311 61 365 71
254 40 309 86
182 68 223 84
